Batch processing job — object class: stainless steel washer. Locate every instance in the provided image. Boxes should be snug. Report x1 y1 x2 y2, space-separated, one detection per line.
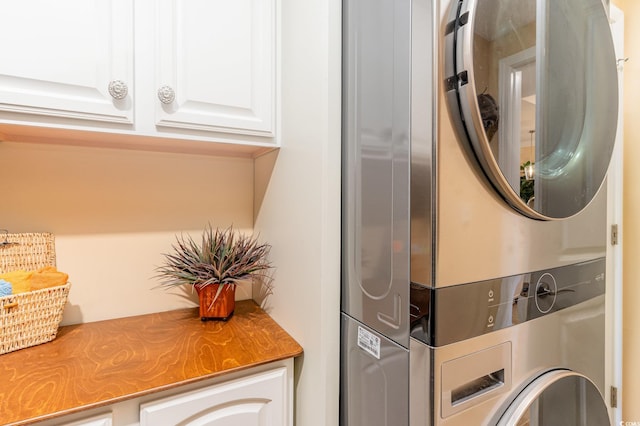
410 258 608 425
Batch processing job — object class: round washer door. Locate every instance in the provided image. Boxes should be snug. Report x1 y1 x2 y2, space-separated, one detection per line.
496 370 609 425
451 0 618 220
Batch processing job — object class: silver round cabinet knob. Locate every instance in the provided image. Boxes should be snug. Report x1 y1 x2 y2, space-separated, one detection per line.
157 85 176 104
108 80 128 100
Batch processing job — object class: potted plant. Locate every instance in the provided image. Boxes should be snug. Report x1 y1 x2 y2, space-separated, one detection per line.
156 224 273 321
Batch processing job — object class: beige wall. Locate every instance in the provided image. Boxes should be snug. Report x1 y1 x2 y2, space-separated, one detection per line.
614 0 640 420
0 141 255 323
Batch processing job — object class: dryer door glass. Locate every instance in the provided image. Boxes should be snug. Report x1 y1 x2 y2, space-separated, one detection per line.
496 370 609 425
452 0 618 219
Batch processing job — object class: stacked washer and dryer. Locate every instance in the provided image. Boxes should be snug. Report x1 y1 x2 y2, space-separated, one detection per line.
340 0 619 425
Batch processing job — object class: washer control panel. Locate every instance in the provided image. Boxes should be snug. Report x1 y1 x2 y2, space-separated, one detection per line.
410 258 606 347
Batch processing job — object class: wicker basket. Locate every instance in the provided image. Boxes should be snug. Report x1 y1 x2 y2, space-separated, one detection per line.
0 233 70 355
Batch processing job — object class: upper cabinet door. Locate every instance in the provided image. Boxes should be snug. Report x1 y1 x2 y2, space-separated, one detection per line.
0 0 134 124
154 0 275 137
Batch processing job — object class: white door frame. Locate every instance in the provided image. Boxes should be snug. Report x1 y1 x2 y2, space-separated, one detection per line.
606 3 624 424
498 47 536 191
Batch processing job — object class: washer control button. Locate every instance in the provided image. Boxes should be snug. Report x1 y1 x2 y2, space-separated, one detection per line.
487 314 495 328
535 273 558 314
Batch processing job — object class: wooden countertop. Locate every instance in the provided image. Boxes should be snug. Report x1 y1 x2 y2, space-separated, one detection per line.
0 300 303 425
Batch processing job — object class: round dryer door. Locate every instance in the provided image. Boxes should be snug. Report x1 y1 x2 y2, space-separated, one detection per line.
496 370 609 425
450 0 618 220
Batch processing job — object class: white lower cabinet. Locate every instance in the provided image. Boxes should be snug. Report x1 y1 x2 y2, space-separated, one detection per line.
60 412 113 426
36 361 294 426
140 367 288 426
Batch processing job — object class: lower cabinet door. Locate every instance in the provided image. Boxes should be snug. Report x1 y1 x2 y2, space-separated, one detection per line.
139 367 287 426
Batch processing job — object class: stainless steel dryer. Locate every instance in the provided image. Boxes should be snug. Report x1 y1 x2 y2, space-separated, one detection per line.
340 0 618 424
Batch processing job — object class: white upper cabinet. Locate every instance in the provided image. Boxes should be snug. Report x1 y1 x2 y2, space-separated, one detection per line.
0 0 134 124
0 0 278 156
154 0 275 137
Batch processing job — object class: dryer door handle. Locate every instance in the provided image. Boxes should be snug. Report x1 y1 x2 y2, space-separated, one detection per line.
536 286 575 298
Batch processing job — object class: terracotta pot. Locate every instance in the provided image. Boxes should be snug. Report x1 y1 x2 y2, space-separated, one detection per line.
195 284 236 321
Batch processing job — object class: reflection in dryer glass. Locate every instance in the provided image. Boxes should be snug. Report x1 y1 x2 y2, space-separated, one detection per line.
467 0 618 218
